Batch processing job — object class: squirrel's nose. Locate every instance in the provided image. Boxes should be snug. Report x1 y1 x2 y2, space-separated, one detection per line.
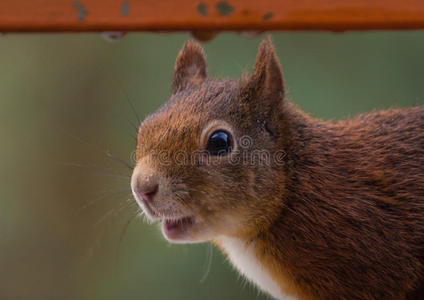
135 181 159 202
131 162 160 204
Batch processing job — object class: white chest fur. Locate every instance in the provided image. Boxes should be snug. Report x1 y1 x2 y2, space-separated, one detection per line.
217 236 294 300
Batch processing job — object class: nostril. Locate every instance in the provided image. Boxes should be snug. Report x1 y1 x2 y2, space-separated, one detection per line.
138 184 158 202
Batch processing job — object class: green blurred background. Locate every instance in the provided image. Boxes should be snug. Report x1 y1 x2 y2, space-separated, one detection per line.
1 32 423 300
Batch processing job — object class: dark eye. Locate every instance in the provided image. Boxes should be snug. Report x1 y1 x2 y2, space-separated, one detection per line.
206 130 232 156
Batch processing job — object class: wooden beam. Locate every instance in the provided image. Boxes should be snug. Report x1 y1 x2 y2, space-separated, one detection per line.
1 0 424 32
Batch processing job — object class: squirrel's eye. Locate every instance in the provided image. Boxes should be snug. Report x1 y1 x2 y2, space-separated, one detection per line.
206 130 232 156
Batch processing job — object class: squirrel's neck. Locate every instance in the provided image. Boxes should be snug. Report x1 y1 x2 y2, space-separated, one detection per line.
253 103 353 298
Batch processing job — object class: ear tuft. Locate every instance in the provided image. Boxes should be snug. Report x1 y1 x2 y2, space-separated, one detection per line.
171 40 208 93
250 36 285 101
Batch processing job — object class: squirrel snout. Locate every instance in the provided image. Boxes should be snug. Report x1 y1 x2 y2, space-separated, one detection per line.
134 178 158 203
131 166 159 203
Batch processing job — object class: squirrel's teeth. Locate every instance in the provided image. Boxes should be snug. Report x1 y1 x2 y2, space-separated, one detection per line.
163 216 194 231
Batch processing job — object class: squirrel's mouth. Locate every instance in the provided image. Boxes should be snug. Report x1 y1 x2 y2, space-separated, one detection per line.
132 190 196 242
161 216 195 242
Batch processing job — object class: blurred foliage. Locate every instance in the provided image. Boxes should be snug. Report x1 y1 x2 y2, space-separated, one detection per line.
0 32 423 300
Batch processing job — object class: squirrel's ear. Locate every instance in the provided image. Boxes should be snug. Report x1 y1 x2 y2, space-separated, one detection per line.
247 36 285 104
171 40 208 94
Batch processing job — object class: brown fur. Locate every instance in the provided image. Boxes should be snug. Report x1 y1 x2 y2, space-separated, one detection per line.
132 37 424 299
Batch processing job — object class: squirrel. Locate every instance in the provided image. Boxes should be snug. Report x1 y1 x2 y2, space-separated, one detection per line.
131 37 424 300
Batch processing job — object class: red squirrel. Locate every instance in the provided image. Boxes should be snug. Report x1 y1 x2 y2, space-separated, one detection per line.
131 37 424 300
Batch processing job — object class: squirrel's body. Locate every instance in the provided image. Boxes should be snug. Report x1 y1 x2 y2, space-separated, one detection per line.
131 38 424 299
221 104 424 299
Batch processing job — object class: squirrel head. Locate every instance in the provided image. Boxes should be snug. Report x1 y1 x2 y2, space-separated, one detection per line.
132 37 289 243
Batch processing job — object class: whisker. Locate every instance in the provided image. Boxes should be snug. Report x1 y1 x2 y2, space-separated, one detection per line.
120 209 140 242
83 196 139 262
58 161 131 177
63 130 134 170
90 173 131 180
116 198 136 214
80 189 132 210
113 209 141 270
110 69 142 126
200 243 213 283
126 199 139 209
126 130 137 143
129 120 139 135
123 89 141 126
94 208 116 227
94 187 132 196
